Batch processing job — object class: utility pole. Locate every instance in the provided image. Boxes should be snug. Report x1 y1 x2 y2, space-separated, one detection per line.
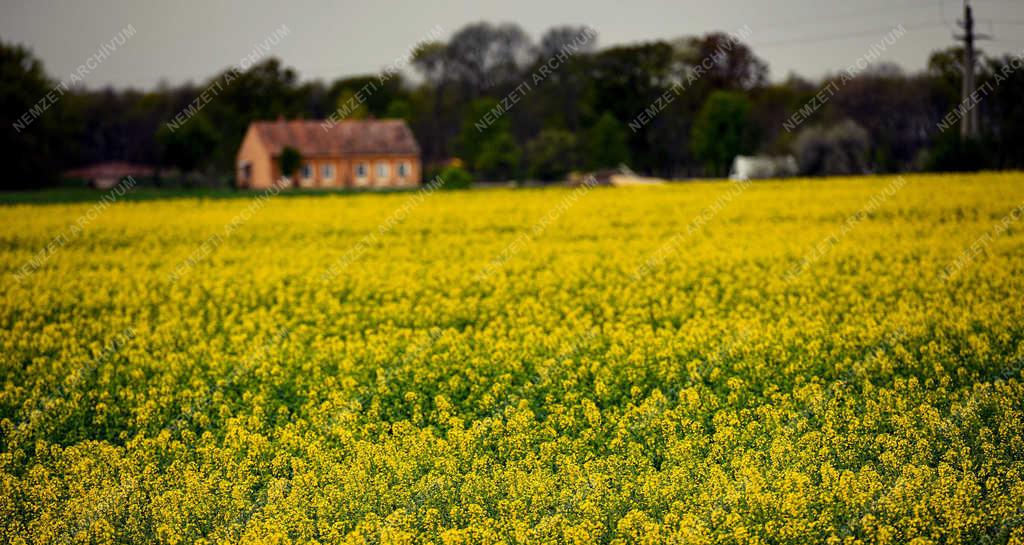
955 0 990 139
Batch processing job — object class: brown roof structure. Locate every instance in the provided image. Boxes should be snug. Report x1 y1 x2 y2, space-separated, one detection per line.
63 161 156 180
250 119 420 157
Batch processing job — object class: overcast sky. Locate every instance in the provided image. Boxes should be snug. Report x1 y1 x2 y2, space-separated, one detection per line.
2 0 1023 90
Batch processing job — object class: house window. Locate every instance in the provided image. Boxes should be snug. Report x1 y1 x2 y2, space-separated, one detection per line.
355 163 368 178
397 162 410 178
376 162 390 180
301 163 313 180
238 161 252 184
321 163 335 180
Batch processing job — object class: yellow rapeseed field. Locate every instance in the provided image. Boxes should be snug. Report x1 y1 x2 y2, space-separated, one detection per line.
2 172 1023 544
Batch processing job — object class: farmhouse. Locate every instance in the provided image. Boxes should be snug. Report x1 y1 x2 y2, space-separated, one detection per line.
236 118 421 189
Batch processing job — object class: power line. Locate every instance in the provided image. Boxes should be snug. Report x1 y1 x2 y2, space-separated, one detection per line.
939 0 960 33
754 4 943 33
750 21 948 48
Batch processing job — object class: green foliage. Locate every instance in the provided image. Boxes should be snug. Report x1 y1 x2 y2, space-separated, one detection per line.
156 113 219 174
333 89 370 120
924 132 991 172
328 74 409 119
588 42 675 123
9 19 1024 189
439 164 473 189
587 112 630 169
691 91 757 177
475 132 521 180
457 98 509 169
981 53 1024 169
456 98 523 180
0 40 72 189
278 146 302 178
201 58 306 172
385 99 413 120
793 119 872 176
526 129 579 181
927 47 965 105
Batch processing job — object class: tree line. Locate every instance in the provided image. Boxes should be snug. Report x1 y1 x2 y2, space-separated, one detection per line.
2 22 1023 190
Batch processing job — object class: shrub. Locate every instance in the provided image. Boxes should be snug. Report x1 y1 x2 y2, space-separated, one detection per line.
278 146 302 179
793 119 870 176
438 164 473 189
526 129 579 181
923 132 991 172
475 132 521 180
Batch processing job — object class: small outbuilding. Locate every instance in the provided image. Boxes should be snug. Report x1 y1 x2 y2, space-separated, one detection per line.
729 155 799 180
63 162 155 189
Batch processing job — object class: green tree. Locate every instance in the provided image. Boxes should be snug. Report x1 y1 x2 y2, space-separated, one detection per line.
923 131 989 173
475 131 521 180
1 41 71 189
202 58 306 173
156 113 219 174
278 146 302 179
983 53 1024 169
457 98 509 169
587 112 630 169
328 74 408 118
333 89 369 120
385 99 413 120
526 129 579 181
691 91 757 176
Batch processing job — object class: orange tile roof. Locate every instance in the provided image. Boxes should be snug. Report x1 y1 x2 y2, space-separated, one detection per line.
251 118 420 157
